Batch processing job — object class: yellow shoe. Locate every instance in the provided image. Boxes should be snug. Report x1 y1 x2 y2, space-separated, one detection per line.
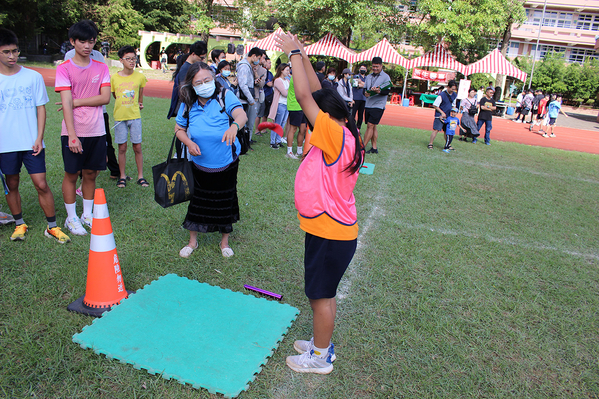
44 226 71 244
10 224 28 241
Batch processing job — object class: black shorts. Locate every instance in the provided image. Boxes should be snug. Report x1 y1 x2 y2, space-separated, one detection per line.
0 149 46 175
365 108 384 125
61 136 107 174
304 233 357 299
521 108 530 116
288 110 306 127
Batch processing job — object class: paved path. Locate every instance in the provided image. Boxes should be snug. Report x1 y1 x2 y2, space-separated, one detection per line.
31 66 599 155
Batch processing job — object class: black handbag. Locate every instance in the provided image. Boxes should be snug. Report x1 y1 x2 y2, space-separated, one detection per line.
152 134 195 208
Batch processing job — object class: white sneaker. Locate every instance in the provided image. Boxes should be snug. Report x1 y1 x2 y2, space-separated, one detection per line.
64 216 87 236
514 120 522 123
81 214 93 228
286 350 334 374
285 153 298 159
294 338 336 361
280 137 287 144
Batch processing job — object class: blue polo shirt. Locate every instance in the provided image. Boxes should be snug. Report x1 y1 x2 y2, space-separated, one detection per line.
176 89 242 169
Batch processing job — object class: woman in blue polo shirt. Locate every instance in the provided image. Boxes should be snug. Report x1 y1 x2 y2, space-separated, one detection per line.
175 62 248 259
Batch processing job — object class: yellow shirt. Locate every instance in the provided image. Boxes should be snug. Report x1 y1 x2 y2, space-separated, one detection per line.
110 71 147 121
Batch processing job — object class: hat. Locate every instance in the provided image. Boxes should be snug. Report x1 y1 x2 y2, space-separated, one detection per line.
315 61 325 71
451 108 459 113
342 68 351 74
486 86 495 92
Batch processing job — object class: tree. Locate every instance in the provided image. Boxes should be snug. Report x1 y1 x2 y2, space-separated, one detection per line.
96 0 144 50
130 0 193 34
563 59 599 105
409 0 526 64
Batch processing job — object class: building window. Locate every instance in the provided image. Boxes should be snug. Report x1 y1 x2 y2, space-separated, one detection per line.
525 9 543 26
531 44 566 60
508 42 520 57
543 11 557 27
569 48 599 63
576 14 592 30
557 13 573 28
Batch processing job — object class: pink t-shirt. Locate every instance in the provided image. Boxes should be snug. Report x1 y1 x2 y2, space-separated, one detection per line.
55 58 110 137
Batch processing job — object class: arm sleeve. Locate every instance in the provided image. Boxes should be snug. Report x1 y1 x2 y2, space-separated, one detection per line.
274 79 288 97
35 72 49 106
237 64 255 103
433 95 443 107
175 103 188 128
337 82 352 102
224 90 243 115
100 64 111 88
55 63 71 92
309 111 344 164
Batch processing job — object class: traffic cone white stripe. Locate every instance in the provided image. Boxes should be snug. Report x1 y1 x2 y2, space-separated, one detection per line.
93 203 109 219
90 233 116 252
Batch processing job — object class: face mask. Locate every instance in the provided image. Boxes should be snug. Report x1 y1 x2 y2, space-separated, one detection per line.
359 70 366 75
222 70 231 77
253 59 260 65
194 80 216 98
328 75 335 81
345 74 351 80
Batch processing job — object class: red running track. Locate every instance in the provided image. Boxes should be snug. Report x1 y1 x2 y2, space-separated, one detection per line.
31 66 599 155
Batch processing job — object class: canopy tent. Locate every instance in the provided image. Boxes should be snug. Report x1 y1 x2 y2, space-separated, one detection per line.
409 43 467 74
304 33 356 63
247 27 285 52
464 49 527 82
353 38 410 68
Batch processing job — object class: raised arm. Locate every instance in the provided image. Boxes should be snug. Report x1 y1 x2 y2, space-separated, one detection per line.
293 35 321 93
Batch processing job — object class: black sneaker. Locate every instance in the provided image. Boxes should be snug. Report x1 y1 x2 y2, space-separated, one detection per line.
370 148 378 154
270 144 279 149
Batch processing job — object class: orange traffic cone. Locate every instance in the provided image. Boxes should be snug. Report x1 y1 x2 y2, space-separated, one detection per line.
68 188 133 317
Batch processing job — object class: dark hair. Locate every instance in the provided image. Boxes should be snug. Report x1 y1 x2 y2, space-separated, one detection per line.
311 88 364 174
447 80 457 89
117 45 136 59
0 28 18 47
359 64 367 69
211 49 224 63
69 20 98 42
468 87 477 93
179 62 222 111
217 60 230 73
326 67 337 76
190 41 207 57
274 63 289 80
315 61 325 72
248 47 262 57
372 57 382 65
263 54 270 61
172 53 190 81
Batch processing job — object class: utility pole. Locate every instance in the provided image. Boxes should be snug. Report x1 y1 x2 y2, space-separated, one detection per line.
528 0 548 90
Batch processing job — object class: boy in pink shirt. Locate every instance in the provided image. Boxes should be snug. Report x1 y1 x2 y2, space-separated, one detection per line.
55 20 111 236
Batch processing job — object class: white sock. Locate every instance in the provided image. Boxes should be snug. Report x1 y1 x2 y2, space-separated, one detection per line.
65 202 77 220
82 199 94 217
297 146 303 155
287 146 293 154
312 345 330 358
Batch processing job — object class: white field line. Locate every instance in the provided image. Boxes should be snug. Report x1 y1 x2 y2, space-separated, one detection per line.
397 221 599 261
447 158 599 185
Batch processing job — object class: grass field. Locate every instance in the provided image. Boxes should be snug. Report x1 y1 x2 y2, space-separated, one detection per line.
1 90 598 399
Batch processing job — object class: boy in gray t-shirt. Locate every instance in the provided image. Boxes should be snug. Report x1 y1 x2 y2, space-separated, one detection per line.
363 57 392 154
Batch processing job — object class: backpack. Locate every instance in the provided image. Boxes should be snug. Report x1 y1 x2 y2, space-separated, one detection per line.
217 88 251 156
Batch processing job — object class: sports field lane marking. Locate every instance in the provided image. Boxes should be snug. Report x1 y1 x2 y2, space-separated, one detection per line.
396 222 599 261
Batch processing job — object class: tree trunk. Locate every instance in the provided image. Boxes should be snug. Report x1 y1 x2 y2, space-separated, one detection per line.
496 17 513 93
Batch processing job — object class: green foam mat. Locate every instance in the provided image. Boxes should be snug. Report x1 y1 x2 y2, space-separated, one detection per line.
360 162 375 175
73 274 299 398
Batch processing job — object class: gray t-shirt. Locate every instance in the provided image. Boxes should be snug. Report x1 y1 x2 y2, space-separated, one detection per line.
364 71 391 109
64 49 108 113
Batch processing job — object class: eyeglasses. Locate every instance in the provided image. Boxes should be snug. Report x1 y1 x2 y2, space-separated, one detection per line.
1 49 20 56
122 57 136 62
193 78 214 86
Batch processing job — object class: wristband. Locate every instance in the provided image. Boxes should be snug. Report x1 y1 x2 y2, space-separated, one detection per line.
232 122 240 131
288 49 301 59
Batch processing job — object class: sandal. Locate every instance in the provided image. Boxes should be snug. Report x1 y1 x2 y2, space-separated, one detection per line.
116 178 127 188
220 243 234 258
136 178 150 187
427 144 433 149
179 243 198 258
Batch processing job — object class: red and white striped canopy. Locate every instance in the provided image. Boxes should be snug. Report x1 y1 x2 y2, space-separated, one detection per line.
247 27 285 52
465 49 527 82
304 33 356 63
409 43 466 74
354 38 410 68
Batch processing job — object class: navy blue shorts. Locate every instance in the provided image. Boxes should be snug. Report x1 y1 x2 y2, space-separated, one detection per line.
365 108 384 125
0 150 46 175
61 136 107 174
433 118 446 132
288 110 306 127
304 233 357 299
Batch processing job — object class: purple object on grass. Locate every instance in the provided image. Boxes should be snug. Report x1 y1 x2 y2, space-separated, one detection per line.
244 285 282 300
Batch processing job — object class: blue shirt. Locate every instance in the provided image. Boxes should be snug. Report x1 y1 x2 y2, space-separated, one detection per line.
167 61 191 119
352 74 366 101
176 90 242 169
445 116 460 136
547 101 561 118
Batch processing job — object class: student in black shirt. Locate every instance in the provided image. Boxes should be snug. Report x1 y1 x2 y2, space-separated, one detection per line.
477 87 496 145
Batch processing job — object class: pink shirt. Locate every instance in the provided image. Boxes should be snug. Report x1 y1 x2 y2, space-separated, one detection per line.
55 59 110 137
